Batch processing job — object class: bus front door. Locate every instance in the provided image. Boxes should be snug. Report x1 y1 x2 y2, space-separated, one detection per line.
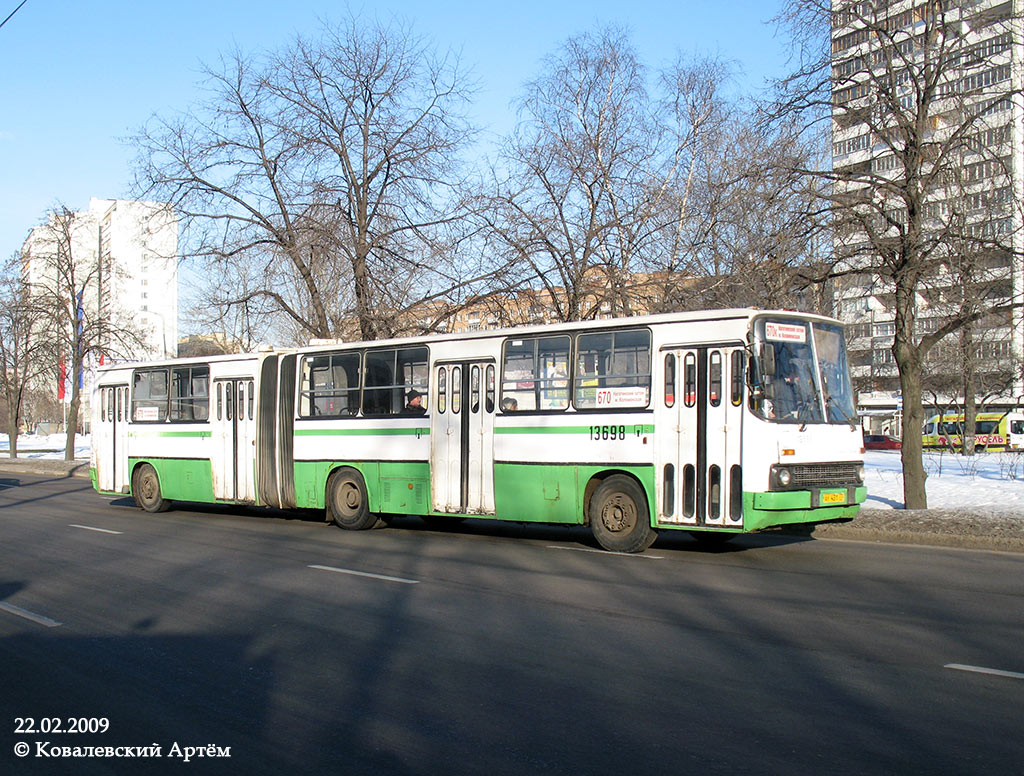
657 346 744 528
212 378 257 503
431 362 496 515
96 384 130 493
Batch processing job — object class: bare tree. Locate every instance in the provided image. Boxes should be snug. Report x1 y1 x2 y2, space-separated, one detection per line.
0 257 58 458
132 12 485 343
648 115 828 313
481 28 725 321
21 206 146 460
481 28 822 322
769 0 1024 508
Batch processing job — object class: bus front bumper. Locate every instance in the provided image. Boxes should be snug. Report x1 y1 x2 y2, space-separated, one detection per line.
744 486 867 531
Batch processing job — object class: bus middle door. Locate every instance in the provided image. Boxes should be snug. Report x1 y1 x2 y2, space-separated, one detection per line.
212 377 257 503
430 361 496 515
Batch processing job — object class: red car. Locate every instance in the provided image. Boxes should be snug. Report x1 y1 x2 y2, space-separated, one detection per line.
863 433 902 450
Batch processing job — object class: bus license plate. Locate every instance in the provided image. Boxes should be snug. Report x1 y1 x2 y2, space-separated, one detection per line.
821 492 845 504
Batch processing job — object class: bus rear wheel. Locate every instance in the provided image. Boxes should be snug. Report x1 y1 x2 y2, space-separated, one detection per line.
589 475 656 553
133 463 170 513
327 469 377 530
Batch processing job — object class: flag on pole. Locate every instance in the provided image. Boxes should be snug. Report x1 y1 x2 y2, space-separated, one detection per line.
76 290 85 389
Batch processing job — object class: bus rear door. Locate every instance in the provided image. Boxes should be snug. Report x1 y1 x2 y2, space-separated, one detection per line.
95 384 130 493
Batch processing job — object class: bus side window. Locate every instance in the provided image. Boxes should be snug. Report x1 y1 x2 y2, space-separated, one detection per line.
363 347 428 415
300 352 361 418
502 335 570 412
471 365 481 413
132 369 169 422
574 329 650 410
438 367 447 414
171 365 210 422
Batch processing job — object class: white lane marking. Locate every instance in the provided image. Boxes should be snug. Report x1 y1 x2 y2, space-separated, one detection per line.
70 524 123 535
546 545 663 559
945 663 1024 681
0 602 62 628
309 564 419 585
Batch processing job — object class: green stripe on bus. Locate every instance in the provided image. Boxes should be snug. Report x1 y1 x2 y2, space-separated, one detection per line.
295 428 429 437
495 425 655 435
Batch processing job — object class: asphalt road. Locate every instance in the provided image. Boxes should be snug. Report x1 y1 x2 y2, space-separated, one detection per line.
1 473 1022 776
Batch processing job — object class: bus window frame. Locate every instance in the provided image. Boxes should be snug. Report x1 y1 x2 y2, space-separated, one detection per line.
572 327 652 413
169 364 211 423
298 350 363 420
131 367 170 423
362 346 430 417
500 334 571 414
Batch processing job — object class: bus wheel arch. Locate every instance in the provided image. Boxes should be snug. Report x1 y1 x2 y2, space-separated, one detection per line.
586 472 656 553
131 462 170 513
326 467 378 530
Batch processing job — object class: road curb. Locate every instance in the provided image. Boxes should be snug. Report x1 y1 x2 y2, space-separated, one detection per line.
804 508 1024 553
0 458 91 479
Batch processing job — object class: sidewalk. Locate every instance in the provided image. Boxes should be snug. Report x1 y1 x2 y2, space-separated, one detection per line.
0 457 91 480
1 458 1022 552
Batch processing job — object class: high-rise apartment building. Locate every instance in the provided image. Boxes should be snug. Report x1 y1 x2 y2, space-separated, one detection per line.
21 197 178 370
830 1 1021 424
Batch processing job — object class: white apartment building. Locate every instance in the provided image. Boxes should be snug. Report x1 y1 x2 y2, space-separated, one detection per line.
21 197 178 389
830 0 1022 426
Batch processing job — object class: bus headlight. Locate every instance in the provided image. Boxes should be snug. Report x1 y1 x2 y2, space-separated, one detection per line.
856 465 866 484
776 467 792 487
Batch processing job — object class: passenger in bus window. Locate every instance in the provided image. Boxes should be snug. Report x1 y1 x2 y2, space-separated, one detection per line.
403 389 427 415
501 397 518 412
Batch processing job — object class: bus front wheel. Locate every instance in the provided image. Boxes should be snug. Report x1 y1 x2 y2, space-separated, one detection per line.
327 469 377 530
588 475 656 553
133 463 170 513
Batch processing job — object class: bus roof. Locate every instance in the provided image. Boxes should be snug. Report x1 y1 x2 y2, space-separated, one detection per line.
293 308 842 355
94 349 282 375
94 308 843 371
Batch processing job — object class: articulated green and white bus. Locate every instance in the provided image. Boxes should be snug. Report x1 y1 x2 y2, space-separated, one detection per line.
91 309 866 552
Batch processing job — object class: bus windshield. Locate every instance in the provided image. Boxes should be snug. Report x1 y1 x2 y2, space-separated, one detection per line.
751 319 857 425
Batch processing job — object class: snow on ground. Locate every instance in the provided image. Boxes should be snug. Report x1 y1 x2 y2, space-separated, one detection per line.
864 449 1024 511
0 433 91 460
3 434 1023 512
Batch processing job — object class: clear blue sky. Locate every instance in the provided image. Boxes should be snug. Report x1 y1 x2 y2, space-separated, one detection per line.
0 0 789 261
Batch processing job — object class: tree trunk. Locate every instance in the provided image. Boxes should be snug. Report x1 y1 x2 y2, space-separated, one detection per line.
7 419 17 458
894 279 927 509
351 245 378 341
64 368 81 462
961 326 976 456
898 361 928 509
